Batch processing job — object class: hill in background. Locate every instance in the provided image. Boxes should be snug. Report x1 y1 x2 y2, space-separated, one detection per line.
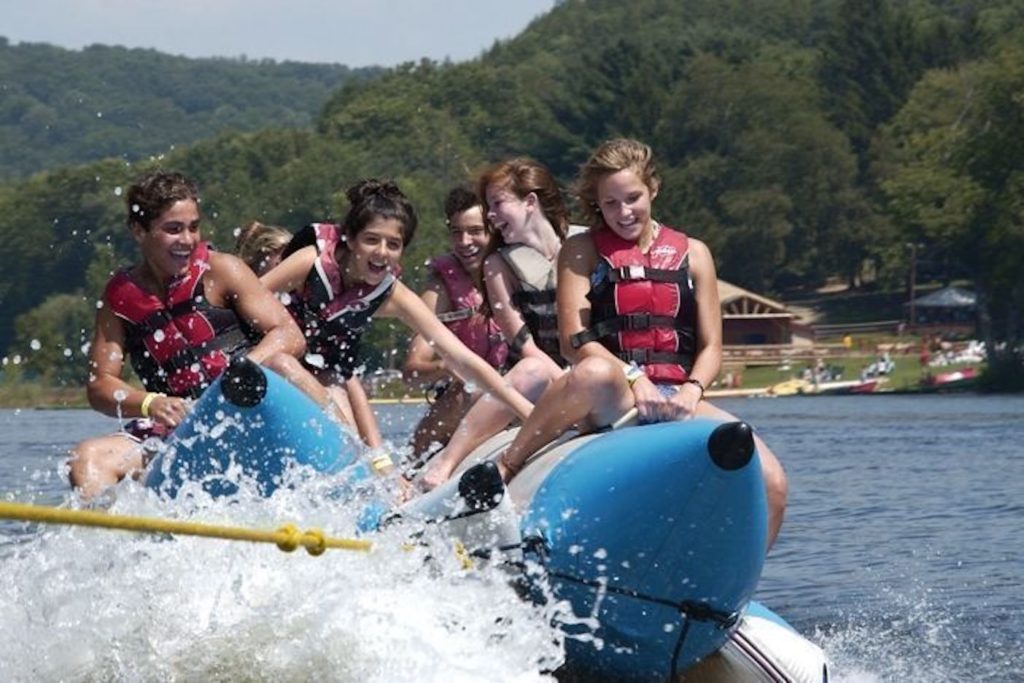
1 0 1022 379
0 38 383 180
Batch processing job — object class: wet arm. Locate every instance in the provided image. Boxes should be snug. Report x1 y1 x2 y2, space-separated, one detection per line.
211 252 305 363
672 239 722 409
85 306 188 426
345 376 383 449
383 281 533 421
401 282 450 386
685 239 722 388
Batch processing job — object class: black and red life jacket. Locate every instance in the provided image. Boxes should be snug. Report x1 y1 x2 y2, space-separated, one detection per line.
105 242 250 398
570 225 697 383
285 223 397 379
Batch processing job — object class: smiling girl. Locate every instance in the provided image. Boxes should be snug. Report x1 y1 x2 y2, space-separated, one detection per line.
493 139 789 549
261 179 533 460
68 171 319 498
414 159 570 491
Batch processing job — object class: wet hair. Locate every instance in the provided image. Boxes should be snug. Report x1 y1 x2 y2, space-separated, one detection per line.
443 186 483 225
476 158 569 240
341 179 417 247
126 171 200 231
235 221 293 275
575 138 661 226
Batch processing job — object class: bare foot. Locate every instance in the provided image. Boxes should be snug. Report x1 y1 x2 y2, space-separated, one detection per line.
417 461 453 493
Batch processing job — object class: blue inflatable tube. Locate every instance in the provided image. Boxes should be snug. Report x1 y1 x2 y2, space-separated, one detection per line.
144 356 367 498
511 419 767 678
405 418 769 677
144 360 823 678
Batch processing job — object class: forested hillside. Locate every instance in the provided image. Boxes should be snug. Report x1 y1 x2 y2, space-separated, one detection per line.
1 0 1022 384
0 39 381 180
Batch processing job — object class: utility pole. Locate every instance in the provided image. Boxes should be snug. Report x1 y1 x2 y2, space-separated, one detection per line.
908 242 918 326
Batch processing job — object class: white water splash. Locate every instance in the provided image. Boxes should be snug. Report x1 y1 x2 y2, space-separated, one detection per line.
0 477 565 681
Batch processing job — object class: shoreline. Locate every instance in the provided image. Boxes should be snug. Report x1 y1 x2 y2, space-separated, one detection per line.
1 360 992 409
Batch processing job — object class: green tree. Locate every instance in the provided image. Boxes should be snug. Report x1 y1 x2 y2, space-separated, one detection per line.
12 293 94 385
877 45 1024 356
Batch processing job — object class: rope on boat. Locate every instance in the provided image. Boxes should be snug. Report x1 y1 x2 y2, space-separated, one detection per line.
0 501 372 556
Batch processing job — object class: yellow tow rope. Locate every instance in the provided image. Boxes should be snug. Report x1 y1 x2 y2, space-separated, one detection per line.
0 501 371 556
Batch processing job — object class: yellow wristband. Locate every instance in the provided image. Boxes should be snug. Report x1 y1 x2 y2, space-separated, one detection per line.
140 392 162 418
370 452 394 474
624 362 644 387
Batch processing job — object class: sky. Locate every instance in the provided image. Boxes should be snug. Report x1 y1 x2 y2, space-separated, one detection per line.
2 0 557 67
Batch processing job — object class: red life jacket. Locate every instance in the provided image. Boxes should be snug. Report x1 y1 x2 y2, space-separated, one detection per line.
285 223 397 379
429 253 508 370
105 242 249 398
571 225 697 383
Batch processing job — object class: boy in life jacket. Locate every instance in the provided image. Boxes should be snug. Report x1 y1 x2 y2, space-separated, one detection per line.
493 139 789 550
402 187 509 463
412 158 570 492
260 179 534 475
68 171 339 499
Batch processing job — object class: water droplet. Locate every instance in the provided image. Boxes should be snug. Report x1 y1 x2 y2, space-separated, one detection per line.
29 339 41 351
63 348 72 358
113 389 128 402
153 329 166 342
114 186 123 196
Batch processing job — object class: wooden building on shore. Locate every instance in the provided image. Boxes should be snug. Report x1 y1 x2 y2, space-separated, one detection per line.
718 280 797 346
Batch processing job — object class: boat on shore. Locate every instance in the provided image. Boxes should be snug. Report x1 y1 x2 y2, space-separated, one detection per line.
764 376 885 397
919 365 978 392
145 357 829 680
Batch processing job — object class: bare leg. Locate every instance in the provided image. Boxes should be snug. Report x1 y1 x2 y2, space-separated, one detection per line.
497 357 633 480
417 356 557 490
696 400 788 550
261 353 361 435
343 376 383 449
67 434 145 499
408 381 474 459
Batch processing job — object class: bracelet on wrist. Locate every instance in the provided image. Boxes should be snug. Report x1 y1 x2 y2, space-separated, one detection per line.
684 378 705 400
140 392 160 418
623 362 645 388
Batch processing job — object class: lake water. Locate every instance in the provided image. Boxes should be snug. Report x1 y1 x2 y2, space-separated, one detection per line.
1 394 1022 681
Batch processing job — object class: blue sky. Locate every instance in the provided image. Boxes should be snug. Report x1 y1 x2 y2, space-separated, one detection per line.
2 0 556 67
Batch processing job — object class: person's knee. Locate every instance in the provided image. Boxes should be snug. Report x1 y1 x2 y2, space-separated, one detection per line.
507 357 555 396
761 452 789 510
67 440 119 489
261 352 298 375
66 443 92 488
567 357 621 393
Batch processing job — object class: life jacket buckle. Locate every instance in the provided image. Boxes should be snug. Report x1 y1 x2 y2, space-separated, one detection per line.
625 313 652 330
617 264 646 281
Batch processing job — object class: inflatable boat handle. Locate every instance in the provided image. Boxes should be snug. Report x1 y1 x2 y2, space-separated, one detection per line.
707 421 755 471
220 355 268 408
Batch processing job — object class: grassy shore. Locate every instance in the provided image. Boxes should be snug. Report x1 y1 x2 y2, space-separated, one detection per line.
1 348 988 409
0 383 88 409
